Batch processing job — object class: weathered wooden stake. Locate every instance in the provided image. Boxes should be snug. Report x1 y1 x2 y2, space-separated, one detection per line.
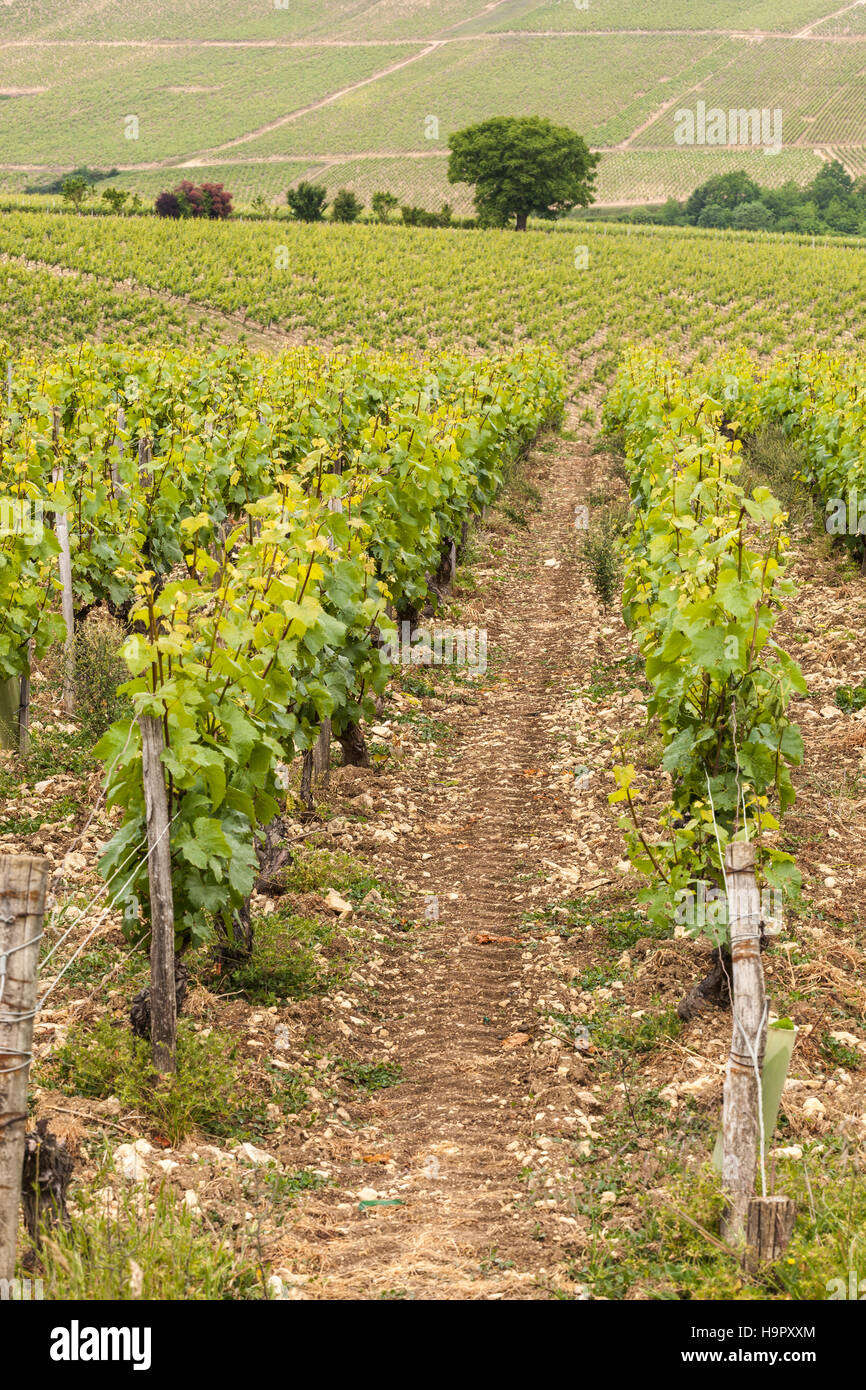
721 841 768 1248
313 718 331 786
743 1194 797 1274
0 678 19 753
0 855 49 1283
139 716 176 1074
18 644 31 758
111 405 126 500
300 750 314 814
52 463 76 715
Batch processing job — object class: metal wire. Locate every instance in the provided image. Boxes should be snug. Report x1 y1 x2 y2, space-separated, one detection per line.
37 809 179 1010
0 931 44 1080
40 827 149 969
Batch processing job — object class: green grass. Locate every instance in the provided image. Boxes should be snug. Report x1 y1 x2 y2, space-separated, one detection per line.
20 1179 266 1301
836 684 866 713
0 793 80 836
568 1142 866 1301
40 1018 308 1145
207 910 342 1005
281 846 377 896
337 1059 403 1091
0 723 100 798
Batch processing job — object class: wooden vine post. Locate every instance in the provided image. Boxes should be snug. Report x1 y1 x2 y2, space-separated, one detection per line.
17 652 31 758
0 855 48 1283
139 716 177 1074
52 434 76 715
721 841 795 1262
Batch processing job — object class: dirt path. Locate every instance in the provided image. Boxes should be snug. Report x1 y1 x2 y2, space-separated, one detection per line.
271 410 625 1299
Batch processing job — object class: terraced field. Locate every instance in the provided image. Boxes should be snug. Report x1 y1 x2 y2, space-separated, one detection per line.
3 0 866 208
631 36 866 148
0 42 417 166
479 0 845 32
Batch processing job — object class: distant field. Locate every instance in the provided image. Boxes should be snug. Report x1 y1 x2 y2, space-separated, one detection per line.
632 37 866 148
813 3 866 32
0 43 415 166
232 34 727 158
591 148 826 203
0 0 531 41
0 253 218 349
3 0 866 208
478 0 843 33
1 208 864 363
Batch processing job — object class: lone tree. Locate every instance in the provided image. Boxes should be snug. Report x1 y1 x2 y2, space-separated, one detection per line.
448 116 598 231
61 174 91 211
287 181 328 222
371 190 398 223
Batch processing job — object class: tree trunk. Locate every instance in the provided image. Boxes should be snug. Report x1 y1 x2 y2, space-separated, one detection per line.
313 718 331 785
515 211 528 232
338 722 371 768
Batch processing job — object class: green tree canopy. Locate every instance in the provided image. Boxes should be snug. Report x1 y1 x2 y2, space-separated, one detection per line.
332 188 364 223
371 191 398 223
685 170 762 222
809 159 854 208
287 182 328 222
447 116 599 231
61 174 91 210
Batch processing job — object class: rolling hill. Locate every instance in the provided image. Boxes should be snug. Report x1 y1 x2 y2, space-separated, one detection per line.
2 0 866 209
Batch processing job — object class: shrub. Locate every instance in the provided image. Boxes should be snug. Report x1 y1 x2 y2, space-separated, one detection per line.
100 188 129 213
155 180 233 220
580 500 629 606
286 181 327 222
43 1018 307 1145
331 188 363 223
371 190 398 223
73 612 128 743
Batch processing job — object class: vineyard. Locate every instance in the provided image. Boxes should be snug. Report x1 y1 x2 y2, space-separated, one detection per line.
2 211 866 363
5 0 866 211
0 340 562 946
0 0 865 1328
